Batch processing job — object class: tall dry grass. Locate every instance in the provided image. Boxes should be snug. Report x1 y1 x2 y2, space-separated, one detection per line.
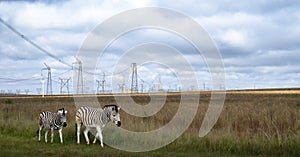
0 91 300 155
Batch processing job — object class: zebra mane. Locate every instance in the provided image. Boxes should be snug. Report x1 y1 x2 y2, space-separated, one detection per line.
103 104 119 113
58 108 66 116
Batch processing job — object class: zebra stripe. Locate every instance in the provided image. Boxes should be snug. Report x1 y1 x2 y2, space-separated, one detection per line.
37 108 68 143
76 105 121 147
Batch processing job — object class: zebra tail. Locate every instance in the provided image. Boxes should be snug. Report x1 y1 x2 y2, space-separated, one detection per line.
75 123 80 135
75 123 77 135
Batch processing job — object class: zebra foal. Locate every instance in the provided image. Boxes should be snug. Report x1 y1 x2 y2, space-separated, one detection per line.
75 105 121 147
37 108 68 143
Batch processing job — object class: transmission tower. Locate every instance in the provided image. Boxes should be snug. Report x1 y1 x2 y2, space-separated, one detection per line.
117 83 125 93
59 77 71 94
96 73 106 93
130 63 138 93
16 89 21 95
41 63 52 94
73 57 83 94
158 74 163 91
140 80 145 93
96 80 100 94
36 88 41 95
24 89 29 95
190 85 195 91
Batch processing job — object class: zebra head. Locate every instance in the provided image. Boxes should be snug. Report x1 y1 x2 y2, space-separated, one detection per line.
104 105 121 127
57 108 68 127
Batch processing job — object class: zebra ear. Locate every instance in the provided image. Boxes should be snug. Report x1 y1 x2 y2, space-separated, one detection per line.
58 110 63 114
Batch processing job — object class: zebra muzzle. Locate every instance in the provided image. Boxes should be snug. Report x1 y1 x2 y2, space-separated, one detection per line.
63 122 67 127
116 121 121 127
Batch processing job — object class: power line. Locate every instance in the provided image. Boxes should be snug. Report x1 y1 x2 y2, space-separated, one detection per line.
102 65 131 76
0 17 73 68
0 68 72 83
51 69 72 79
0 18 135 78
0 76 40 83
0 18 104 78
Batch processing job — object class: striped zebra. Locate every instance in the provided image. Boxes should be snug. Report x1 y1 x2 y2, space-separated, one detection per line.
75 105 121 147
37 108 68 143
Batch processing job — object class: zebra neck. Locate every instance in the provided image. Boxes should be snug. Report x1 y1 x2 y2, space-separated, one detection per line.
102 108 111 123
55 115 63 125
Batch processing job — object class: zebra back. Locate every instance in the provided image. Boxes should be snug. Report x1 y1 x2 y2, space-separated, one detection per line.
76 106 113 127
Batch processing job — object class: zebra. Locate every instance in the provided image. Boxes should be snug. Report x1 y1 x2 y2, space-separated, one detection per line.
37 108 68 143
75 105 121 147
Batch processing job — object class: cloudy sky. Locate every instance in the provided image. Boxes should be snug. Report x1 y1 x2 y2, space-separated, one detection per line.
0 0 300 94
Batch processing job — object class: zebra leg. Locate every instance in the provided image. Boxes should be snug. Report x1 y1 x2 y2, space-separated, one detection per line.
99 132 104 147
50 127 54 143
45 130 49 143
76 123 81 144
83 127 90 145
93 133 98 144
75 114 82 144
96 126 103 147
58 128 63 143
38 126 43 142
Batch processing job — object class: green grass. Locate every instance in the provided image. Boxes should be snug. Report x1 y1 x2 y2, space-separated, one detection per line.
0 133 127 157
1 130 300 157
0 132 218 157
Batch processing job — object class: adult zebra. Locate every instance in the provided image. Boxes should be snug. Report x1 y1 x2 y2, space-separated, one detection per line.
75 105 121 147
37 108 68 143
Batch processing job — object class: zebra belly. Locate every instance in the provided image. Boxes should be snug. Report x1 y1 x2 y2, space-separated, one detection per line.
83 124 98 128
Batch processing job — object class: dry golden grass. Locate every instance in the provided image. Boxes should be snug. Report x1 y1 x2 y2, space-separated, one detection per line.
1 88 300 156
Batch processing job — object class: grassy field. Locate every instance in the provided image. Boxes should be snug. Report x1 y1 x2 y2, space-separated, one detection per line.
1 89 300 156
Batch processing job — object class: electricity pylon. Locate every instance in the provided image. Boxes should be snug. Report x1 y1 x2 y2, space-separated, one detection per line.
130 63 138 93
41 63 52 94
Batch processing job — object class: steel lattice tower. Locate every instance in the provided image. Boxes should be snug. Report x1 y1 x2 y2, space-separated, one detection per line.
41 63 52 94
59 77 71 94
96 73 106 94
96 73 106 93
130 63 138 93
74 57 83 94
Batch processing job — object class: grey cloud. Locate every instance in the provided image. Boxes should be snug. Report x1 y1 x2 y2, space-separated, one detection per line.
1 0 300 93
214 0 300 14
223 49 300 67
